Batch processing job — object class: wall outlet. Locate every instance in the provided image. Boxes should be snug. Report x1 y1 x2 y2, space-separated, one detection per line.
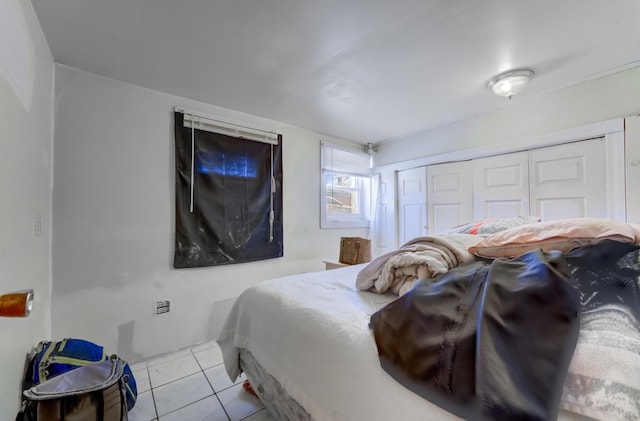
155 300 170 315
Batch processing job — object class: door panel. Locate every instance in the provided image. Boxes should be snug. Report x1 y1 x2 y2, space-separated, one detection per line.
373 170 397 255
427 161 473 234
529 138 607 220
397 167 427 245
403 204 425 242
485 200 526 218
536 198 586 220
473 151 529 220
433 204 462 233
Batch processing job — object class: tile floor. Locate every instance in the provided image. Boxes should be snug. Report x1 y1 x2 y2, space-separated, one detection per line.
127 341 275 421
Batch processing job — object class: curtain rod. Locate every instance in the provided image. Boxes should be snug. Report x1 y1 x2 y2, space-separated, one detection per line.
175 106 280 140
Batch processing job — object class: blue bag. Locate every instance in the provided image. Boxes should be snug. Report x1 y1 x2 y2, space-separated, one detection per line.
24 338 137 411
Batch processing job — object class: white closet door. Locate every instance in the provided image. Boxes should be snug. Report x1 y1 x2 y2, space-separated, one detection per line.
473 151 530 220
529 138 607 220
374 170 398 254
397 166 427 245
427 161 473 235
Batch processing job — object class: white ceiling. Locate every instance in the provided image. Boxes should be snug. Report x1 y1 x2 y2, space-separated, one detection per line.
31 0 640 144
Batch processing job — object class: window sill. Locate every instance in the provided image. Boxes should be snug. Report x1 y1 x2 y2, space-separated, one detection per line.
320 219 370 229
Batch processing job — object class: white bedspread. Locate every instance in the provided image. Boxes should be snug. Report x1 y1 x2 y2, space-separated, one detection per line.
217 265 593 421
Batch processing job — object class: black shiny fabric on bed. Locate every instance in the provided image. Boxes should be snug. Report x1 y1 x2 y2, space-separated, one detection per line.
370 249 581 421
564 239 640 320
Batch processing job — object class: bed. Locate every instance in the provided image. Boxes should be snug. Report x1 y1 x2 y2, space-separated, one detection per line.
217 218 640 421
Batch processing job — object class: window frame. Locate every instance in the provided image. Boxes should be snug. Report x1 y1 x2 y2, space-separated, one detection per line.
320 141 372 229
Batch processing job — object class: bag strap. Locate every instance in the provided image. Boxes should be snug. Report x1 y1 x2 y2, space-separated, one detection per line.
119 378 127 421
57 339 69 353
15 401 30 421
96 389 104 421
37 341 58 382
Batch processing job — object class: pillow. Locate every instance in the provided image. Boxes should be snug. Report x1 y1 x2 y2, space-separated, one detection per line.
440 215 540 235
469 218 638 259
475 215 540 235
440 219 492 235
630 223 640 241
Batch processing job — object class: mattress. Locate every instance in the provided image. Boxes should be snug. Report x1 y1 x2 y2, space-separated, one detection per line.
217 264 619 421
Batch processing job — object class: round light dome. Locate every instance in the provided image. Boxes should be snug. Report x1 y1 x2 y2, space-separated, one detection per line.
488 69 534 98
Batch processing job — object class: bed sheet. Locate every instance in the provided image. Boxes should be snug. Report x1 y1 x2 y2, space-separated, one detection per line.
217 264 595 421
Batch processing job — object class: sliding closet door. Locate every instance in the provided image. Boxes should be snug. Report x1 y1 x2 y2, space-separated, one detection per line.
374 170 398 254
473 151 530 220
427 161 473 235
529 138 607 220
397 167 427 245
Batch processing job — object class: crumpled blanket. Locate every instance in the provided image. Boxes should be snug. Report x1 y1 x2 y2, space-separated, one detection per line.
356 234 480 295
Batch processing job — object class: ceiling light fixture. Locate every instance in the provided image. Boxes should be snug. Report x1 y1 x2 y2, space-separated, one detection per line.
488 69 534 99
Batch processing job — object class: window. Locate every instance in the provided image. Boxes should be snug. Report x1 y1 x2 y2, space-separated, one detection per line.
321 141 371 228
174 111 283 268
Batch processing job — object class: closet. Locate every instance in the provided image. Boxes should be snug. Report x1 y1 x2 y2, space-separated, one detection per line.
475 137 609 221
397 136 620 240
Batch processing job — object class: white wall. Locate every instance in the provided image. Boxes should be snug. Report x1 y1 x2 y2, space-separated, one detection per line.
376 66 640 166
52 65 367 362
0 0 54 417
626 116 640 223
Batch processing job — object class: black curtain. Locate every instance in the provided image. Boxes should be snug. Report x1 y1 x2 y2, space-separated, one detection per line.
174 112 283 268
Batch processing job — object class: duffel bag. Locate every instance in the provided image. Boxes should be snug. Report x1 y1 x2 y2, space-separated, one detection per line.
22 339 137 411
22 359 128 421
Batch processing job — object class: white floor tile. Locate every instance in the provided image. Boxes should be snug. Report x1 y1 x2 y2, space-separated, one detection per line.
216 383 265 421
130 361 148 371
241 409 276 421
132 365 151 393
191 341 219 353
194 345 224 369
137 343 275 421
153 371 214 416
127 390 157 421
148 353 202 388
159 396 229 421
147 349 193 367
204 364 245 393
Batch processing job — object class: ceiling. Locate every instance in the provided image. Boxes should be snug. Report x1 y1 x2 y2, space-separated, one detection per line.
31 0 640 144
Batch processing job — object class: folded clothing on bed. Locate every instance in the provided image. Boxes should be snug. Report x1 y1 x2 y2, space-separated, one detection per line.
356 234 480 295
